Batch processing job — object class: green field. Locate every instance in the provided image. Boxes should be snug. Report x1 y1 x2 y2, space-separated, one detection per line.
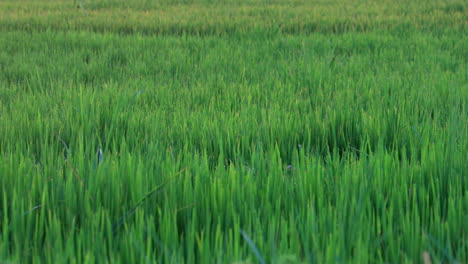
0 0 467 263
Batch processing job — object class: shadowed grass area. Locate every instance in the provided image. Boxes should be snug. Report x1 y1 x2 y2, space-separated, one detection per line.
0 0 467 263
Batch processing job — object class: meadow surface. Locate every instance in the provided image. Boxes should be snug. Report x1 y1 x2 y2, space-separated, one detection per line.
0 0 467 263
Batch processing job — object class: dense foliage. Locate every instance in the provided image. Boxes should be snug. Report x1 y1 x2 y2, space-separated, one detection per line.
0 0 466 263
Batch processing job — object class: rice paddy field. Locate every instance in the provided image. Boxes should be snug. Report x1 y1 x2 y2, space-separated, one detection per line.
0 0 467 263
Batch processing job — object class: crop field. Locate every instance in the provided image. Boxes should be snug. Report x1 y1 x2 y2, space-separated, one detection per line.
0 0 467 263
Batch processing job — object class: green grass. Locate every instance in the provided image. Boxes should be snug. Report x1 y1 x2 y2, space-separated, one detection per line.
1 0 466 35
0 0 467 263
